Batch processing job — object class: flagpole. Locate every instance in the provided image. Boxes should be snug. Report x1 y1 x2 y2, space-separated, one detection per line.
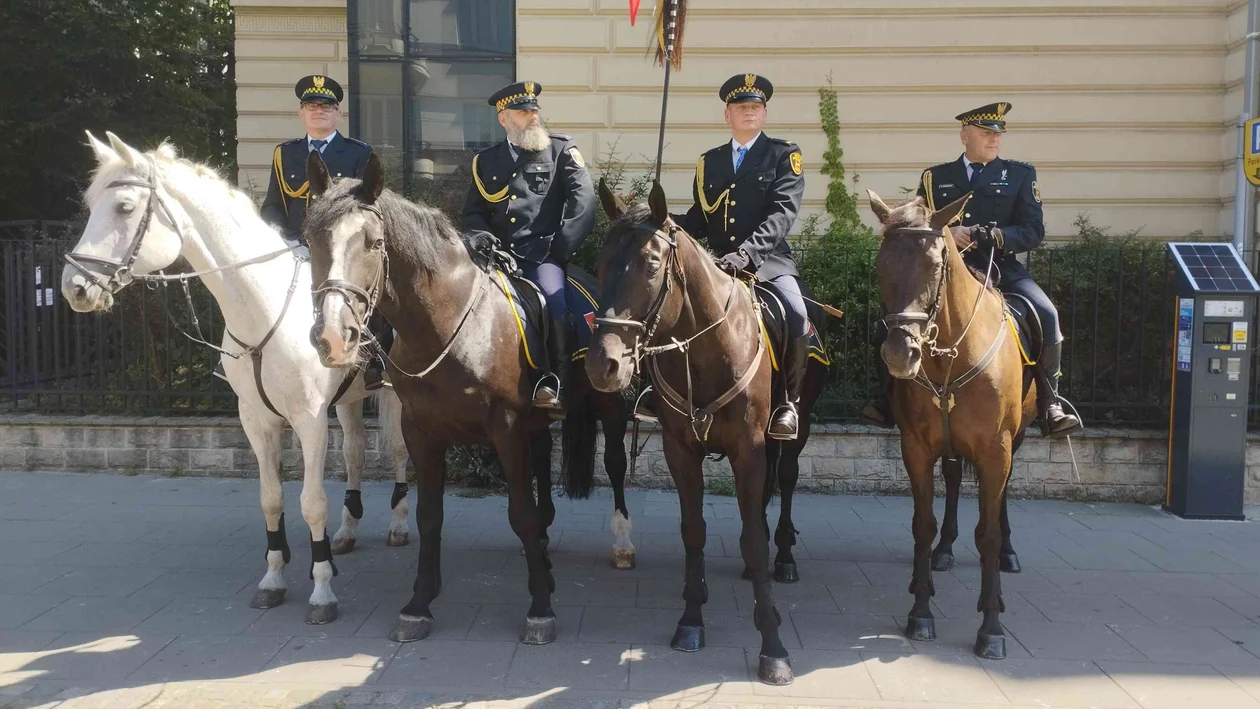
653 0 677 181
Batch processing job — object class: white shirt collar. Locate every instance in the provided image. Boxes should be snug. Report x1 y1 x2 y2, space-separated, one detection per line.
962 153 992 180
731 133 762 169
307 131 339 153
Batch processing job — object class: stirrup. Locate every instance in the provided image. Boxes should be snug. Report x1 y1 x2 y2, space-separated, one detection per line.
212 362 228 382
532 373 562 409
767 404 799 441
633 386 658 424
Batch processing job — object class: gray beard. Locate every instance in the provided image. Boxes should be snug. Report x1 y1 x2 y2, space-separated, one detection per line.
509 123 550 153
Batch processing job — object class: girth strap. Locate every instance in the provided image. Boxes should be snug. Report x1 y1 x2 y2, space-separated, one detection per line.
225 254 306 419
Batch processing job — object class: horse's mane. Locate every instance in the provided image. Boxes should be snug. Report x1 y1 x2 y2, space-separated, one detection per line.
305 178 494 274
608 202 709 257
84 141 257 216
880 197 999 294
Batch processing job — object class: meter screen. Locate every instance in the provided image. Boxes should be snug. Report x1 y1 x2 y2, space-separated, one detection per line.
1203 322 1231 344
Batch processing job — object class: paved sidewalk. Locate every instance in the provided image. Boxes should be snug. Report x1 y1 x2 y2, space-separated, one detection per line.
1 471 1259 708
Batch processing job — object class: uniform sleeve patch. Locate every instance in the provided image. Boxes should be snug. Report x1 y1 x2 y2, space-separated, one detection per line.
1032 180 1041 203
568 147 585 169
790 152 803 176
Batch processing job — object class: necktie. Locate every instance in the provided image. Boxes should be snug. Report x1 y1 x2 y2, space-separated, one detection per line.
311 139 327 153
735 146 748 171
969 161 985 186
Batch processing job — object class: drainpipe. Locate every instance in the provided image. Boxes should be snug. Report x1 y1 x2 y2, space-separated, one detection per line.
1233 0 1260 254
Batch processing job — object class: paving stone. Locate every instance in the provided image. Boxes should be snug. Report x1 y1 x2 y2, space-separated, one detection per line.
578 606 681 645
355 601 478 641
256 636 397 684
505 642 630 691
1118 593 1257 628
21 596 168 633
1 565 72 595
979 658 1141 708
1002 620 1148 662
892 615 1032 659
464 604 584 644
130 568 258 601
626 645 750 694
1021 592 1150 625
37 567 167 598
1109 625 1260 666
1 632 174 680
635 577 739 611
133 597 266 636
789 612 912 653
378 639 516 688
128 634 289 682
861 652 1008 704
1217 626 1260 661
242 598 376 638
1099 661 1260 709
743 649 881 699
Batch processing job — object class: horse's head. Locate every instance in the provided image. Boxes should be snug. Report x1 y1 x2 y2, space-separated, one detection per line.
62 132 190 312
304 150 389 368
586 179 683 393
867 189 968 379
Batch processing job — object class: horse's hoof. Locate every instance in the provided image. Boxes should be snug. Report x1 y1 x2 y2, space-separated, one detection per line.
306 602 338 625
670 625 705 653
611 548 637 570
974 632 1007 660
386 531 409 548
774 562 799 584
521 615 557 645
757 655 794 686
389 614 433 643
330 537 356 555
905 615 936 642
1000 552 1022 574
931 552 955 572
249 588 286 610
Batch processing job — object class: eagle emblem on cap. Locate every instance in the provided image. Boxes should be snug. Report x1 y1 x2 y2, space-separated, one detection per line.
744 74 755 88
525 81 535 96
313 76 325 88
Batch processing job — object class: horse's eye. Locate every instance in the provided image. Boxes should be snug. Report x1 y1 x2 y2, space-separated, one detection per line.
369 238 385 251
116 202 135 215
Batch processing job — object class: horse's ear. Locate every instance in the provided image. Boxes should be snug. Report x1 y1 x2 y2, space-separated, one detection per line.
930 193 970 233
648 180 669 226
598 177 626 220
361 153 386 205
106 131 139 168
307 150 331 198
85 131 117 165
867 189 893 225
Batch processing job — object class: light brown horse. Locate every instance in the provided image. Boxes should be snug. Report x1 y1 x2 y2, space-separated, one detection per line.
867 190 1037 660
586 181 794 685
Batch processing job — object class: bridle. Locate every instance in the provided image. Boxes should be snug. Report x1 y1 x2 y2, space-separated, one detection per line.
594 219 762 447
310 202 489 381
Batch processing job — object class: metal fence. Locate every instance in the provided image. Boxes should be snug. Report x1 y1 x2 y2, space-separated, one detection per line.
2 222 1258 428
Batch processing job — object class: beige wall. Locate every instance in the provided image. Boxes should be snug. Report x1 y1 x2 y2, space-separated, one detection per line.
236 0 1249 240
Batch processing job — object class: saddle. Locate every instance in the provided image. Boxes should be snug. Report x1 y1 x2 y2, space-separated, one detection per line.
491 264 601 371
753 281 831 375
1002 292 1043 374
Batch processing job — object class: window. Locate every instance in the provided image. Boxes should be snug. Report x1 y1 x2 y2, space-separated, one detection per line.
349 0 515 195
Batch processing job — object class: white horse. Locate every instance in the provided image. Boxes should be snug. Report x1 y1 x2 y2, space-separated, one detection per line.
61 132 410 625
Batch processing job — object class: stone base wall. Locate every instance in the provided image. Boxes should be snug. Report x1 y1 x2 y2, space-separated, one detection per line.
1 415 1256 505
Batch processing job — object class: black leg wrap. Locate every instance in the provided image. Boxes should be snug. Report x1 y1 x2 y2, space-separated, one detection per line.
310 535 339 580
266 513 291 564
391 482 409 510
344 489 364 520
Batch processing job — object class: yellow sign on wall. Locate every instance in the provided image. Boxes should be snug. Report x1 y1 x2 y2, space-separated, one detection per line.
1245 117 1260 186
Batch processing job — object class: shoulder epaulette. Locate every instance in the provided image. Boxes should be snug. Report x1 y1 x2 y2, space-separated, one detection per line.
343 136 371 149
281 137 305 146
550 133 573 141
1005 159 1035 170
768 136 795 147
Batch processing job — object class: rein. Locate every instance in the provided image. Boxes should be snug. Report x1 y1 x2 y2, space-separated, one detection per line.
595 221 763 449
882 226 1004 460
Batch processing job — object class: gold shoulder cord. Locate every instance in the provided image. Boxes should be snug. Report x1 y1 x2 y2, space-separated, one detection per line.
921 169 935 212
273 146 311 218
472 154 509 203
695 156 730 220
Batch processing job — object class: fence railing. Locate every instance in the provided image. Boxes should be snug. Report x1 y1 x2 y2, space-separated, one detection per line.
3 224 1257 429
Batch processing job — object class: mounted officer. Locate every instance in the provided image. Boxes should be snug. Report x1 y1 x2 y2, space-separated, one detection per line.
862 102 1082 438
462 80 596 413
640 73 808 440
258 75 392 390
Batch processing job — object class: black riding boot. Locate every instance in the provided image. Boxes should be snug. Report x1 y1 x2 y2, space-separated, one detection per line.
364 321 393 391
533 316 569 415
1037 341 1082 438
769 335 809 440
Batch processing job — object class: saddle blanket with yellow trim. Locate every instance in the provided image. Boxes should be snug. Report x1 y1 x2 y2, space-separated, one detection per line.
752 281 831 372
491 265 602 371
1002 293 1042 367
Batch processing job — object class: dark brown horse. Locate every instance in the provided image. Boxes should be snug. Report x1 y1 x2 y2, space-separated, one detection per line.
302 152 631 645
586 180 825 685
867 190 1037 660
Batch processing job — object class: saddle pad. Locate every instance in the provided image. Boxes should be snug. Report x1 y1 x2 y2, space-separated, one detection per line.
1002 293 1042 367
754 283 830 372
492 266 601 371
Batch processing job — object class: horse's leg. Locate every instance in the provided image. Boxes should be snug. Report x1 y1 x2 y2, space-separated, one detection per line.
744 442 778 582
599 391 635 569
1000 430 1024 573
932 456 962 571
903 438 940 642
529 429 556 552
390 421 446 642
664 436 708 653
242 404 289 610
773 436 805 584
733 435 793 685
331 402 365 555
973 441 1013 660
382 388 411 547
292 414 339 625
500 423 557 645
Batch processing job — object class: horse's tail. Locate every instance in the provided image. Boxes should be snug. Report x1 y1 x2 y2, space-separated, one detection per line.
562 379 598 500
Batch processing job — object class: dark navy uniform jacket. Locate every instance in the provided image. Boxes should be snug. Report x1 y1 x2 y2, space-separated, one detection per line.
916 156 1045 286
261 133 373 241
461 134 595 265
677 133 805 281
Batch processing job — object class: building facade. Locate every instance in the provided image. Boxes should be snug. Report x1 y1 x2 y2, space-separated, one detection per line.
234 0 1253 240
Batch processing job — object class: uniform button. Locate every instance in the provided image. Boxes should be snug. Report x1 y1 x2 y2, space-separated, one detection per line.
511 195 518 200
290 174 295 179
512 173 517 178
730 183 736 189
337 173 342 177
492 176 497 181
729 200 736 206
729 218 736 223
510 217 517 223
965 213 971 218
